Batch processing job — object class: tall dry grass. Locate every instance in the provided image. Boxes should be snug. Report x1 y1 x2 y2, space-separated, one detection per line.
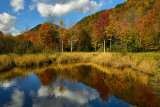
0 55 14 71
0 52 160 76
56 52 96 63
13 54 54 67
92 52 160 75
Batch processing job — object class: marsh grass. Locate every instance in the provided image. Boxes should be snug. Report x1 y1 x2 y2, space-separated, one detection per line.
0 52 160 76
0 55 14 71
56 52 95 63
93 52 160 75
14 54 48 67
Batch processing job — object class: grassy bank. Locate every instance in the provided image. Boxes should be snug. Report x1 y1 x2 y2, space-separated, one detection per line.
55 52 160 76
0 52 160 76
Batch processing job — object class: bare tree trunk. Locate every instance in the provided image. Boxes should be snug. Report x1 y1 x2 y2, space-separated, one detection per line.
110 40 111 52
62 39 63 53
104 39 105 53
95 43 96 52
140 35 141 47
71 40 73 52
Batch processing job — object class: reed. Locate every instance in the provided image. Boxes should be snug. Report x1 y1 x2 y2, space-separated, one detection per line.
92 52 160 75
0 55 14 71
13 54 55 68
0 52 160 76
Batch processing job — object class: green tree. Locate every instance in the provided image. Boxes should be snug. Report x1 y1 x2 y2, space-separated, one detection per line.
77 29 92 52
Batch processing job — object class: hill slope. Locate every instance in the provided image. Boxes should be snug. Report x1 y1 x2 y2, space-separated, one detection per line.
74 0 160 51
29 24 42 32
15 0 160 52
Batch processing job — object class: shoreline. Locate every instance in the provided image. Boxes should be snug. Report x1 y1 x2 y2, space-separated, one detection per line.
0 52 160 76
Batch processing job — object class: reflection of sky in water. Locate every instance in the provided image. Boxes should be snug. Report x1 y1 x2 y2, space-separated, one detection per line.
4 89 24 107
0 74 131 107
0 80 16 89
37 85 98 104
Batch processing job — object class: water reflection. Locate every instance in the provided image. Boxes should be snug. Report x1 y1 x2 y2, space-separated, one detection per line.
0 80 15 89
4 89 24 107
37 85 98 104
0 64 160 107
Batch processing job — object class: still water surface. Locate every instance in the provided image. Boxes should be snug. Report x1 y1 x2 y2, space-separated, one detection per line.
0 65 159 107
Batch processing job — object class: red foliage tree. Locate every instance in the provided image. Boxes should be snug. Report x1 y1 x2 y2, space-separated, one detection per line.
95 10 110 39
94 10 110 52
0 31 4 37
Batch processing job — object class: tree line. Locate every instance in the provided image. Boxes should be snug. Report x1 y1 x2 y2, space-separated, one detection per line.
0 0 160 54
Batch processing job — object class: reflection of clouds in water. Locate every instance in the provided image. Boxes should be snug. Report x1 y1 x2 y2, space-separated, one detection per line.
30 90 36 97
4 89 24 107
35 85 98 106
53 86 98 104
0 80 15 89
33 98 92 107
38 86 49 97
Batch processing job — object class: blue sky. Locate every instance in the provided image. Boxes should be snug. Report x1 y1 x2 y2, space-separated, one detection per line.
0 0 126 36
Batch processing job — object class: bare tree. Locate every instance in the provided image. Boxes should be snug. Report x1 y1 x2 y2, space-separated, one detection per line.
68 17 78 52
59 19 65 52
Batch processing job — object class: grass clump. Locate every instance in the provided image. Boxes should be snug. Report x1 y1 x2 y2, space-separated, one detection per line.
56 52 96 64
13 54 54 68
0 52 160 75
0 55 14 71
92 52 160 75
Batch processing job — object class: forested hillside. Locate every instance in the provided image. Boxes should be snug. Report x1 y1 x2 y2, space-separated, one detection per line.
0 0 160 54
75 0 160 52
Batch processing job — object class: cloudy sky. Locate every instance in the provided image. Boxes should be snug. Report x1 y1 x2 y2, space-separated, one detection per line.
0 0 126 36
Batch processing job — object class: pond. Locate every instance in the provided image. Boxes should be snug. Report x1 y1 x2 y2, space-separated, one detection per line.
0 64 159 107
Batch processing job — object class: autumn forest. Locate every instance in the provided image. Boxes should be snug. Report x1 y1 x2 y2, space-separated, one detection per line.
0 0 160 54
0 0 160 106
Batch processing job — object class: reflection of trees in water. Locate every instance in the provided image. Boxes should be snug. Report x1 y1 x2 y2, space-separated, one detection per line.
31 65 160 106
38 68 58 96
94 73 110 102
37 65 110 102
59 67 65 93
0 65 159 106
0 71 29 88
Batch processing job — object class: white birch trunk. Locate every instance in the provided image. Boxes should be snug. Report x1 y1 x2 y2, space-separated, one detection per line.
110 40 111 52
71 41 73 52
104 39 105 53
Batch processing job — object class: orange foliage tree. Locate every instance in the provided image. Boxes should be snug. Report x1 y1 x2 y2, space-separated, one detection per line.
39 22 58 51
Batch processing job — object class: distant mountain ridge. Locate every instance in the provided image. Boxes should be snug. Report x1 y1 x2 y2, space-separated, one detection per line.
29 24 42 32
17 0 160 51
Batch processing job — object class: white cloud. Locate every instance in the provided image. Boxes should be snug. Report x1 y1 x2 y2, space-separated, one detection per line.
34 0 103 17
37 86 49 97
32 85 98 107
0 13 16 33
0 80 15 89
33 98 92 107
0 13 20 36
37 85 98 104
12 30 21 36
29 4 36 11
54 87 98 104
11 0 25 12
4 89 24 107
